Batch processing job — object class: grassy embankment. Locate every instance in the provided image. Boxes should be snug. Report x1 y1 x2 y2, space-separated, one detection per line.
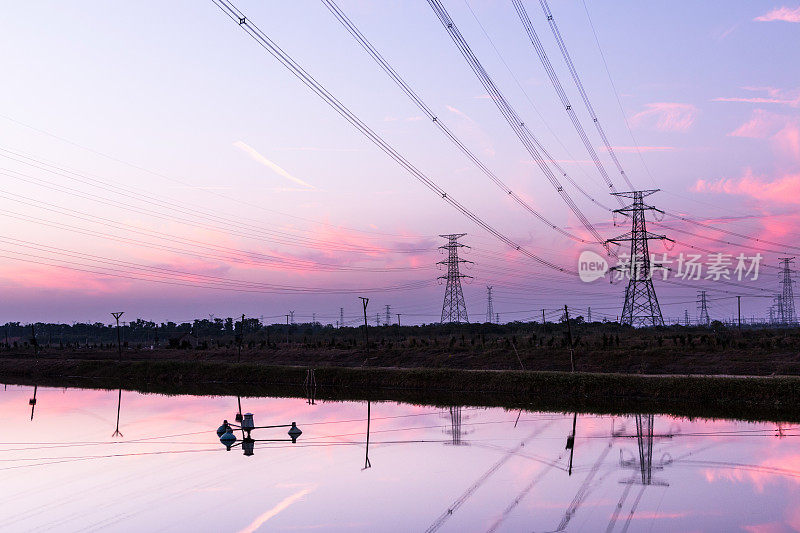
2 356 800 422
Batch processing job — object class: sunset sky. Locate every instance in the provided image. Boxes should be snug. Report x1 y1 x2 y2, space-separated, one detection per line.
0 1 798 325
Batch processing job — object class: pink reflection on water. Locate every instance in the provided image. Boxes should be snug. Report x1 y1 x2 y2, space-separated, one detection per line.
0 385 798 532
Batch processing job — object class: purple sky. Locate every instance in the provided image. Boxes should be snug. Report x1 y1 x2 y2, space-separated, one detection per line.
0 1 798 325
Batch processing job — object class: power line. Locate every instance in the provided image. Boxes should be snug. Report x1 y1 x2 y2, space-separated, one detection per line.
426 0 611 253
537 0 635 190
212 0 574 275
512 0 628 198
320 0 594 245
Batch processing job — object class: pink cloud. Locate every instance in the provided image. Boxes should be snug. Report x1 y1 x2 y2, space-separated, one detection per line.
631 103 698 132
694 169 800 205
728 109 800 160
754 6 800 23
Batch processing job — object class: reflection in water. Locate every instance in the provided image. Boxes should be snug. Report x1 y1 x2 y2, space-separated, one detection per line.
216 399 302 456
363 400 372 470
444 406 470 446
28 385 37 421
111 389 123 438
1 385 800 532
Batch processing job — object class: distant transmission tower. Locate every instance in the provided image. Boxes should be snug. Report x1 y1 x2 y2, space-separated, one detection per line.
340 307 344 328
606 190 671 327
376 313 381 326
438 233 472 323
485 286 494 324
779 257 797 325
684 309 689 326
697 291 710 326
385 305 391 326
587 307 592 323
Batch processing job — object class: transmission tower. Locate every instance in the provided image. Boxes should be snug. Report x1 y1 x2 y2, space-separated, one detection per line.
385 305 391 326
376 313 381 326
485 286 494 324
697 291 710 326
779 257 797 325
606 190 671 327
684 309 689 326
438 234 472 323
587 307 592 323
340 307 344 328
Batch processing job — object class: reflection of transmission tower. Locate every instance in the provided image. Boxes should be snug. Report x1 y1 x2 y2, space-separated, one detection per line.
779 258 797 325
606 190 670 327
442 406 470 446
485 286 494 324
438 234 472 323
609 414 670 532
697 290 710 326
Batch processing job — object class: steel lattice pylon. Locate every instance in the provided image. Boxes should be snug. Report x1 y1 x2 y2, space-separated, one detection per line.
606 190 671 327
438 233 472 323
779 257 797 325
697 290 710 326
485 286 494 324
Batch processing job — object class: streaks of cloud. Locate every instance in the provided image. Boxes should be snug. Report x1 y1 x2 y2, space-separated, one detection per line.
233 141 315 190
713 86 800 108
631 103 698 132
236 487 315 533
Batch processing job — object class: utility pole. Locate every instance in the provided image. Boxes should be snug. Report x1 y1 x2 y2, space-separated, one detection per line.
606 190 671 326
564 305 575 372
542 309 546 324
30 324 38 359
359 297 370 355
737 296 742 332
238 313 245 363
438 233 472 323
397 313 402 327
111 312 124 363
697 291 710 326
485 286 494 324
779 257 797 325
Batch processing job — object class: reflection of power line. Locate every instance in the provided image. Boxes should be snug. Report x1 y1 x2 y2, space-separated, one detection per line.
543 440 613 532
425 425 550 533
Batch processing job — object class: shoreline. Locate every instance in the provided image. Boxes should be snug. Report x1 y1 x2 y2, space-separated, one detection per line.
2 358 799 422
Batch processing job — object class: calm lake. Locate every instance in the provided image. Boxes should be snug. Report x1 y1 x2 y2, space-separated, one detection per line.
1 384 798 532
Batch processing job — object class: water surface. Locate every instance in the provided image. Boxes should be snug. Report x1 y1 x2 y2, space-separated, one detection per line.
1 384 798 532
